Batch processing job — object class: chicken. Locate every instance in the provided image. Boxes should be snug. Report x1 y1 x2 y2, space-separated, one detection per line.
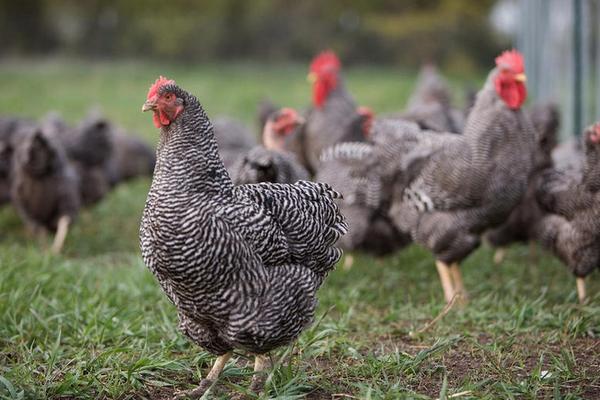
400 64 464 133
302 50 365 173
535 123 600 303
316 133 411 264
55 111 114 206
212 116 257 172
10 123 80 254
486 102 560 264
139 77 346 398
104 128 156 185
387 50 535 303
232 108 309 185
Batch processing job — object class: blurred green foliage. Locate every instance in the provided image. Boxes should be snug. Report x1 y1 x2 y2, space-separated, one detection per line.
0 0 507 71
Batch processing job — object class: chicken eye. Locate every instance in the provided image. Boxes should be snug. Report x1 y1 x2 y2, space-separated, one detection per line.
165 94 172 100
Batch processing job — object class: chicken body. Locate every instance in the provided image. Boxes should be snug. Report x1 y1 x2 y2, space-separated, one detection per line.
485 102 560 256
10 124 79 252
399 64 464 133
536 124 600 302
140 79 346 396
387 56 535 303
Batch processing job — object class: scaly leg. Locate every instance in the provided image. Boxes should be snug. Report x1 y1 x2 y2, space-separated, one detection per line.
435 260 455 304
576 277 586 304
173 352 232 400
248 354 270 394
449 263 468 302
493 248 506 265
51 215 71 255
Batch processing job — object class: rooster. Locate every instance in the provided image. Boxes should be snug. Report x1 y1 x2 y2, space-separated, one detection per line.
139 77 346 398
535 123 600 303
387 50 535 303
302 50 365 173
232 108 309 185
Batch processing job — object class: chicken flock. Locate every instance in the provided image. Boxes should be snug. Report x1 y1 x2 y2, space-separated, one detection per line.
0 110 155 252
1 48 597 398
134 49 598 398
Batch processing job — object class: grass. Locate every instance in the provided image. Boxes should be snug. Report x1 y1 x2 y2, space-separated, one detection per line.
0 60 599 400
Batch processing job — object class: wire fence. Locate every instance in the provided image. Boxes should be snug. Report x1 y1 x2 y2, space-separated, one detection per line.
516 0 599 139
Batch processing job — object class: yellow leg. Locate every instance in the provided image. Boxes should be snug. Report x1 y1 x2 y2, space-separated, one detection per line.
343 254 354 271
576 277 586 304
174 352 232 399
436 260 455 304
493 248 506 265
449 263 468 302
249 354 270 394
51 215 71 255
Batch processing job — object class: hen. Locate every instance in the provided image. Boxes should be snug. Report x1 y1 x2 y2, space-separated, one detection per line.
10 123 80 253
387 50 535 303
535 123 600 303
139 77 346 398
400 64 464 133
232 108 309 185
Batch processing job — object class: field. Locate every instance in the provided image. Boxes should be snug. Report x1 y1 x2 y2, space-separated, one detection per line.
0 60 599 400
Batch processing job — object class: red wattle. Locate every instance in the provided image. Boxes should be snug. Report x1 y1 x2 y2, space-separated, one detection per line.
313 81 327 108
152 113 161 129
495 79 527 110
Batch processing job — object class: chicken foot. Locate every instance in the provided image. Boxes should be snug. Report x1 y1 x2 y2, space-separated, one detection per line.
493 247 506 265
173 352 232 400
449 263 468 302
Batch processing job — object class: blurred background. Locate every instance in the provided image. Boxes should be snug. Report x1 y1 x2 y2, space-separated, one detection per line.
0 0 598 136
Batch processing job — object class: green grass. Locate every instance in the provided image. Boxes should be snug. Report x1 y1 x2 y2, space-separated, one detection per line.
0 60 599 400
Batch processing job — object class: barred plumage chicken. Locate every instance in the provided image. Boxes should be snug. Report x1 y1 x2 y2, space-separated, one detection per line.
399 64 464 133
317 138 411 261
232 108 309 185
535 123 600 303
387 50 536 303
139 77 347 398
486 102 560 263
302 51 365 173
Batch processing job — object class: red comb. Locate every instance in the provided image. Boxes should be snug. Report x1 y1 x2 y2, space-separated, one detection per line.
310 50 341 74
495 49 525 73
147 76 175 100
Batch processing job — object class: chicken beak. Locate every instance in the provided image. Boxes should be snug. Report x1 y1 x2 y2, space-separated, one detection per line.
142 99 157 112
307 72 317 84
514 73 527 83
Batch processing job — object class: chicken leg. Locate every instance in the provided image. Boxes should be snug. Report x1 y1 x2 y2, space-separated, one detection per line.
51 215 71 255
576 277 586 304
173 352 232 400
435 260 455 303
449 263 468 301
249 354 270 394
493 247 506 265
343 254 354 271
